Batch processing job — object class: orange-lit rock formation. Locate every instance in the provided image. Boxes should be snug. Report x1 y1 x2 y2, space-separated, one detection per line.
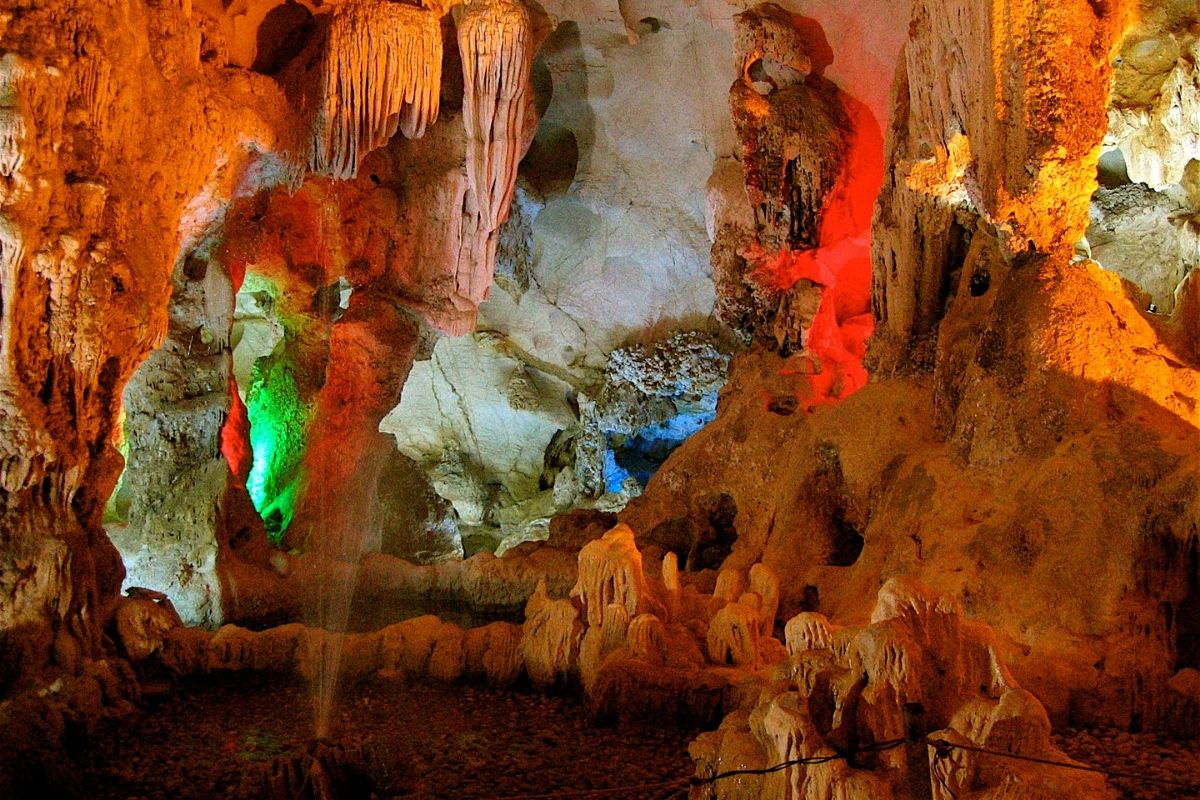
1 0 1200 797
308 0 443 179
627 0 1200 740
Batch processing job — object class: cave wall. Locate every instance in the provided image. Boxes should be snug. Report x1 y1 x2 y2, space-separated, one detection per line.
0 0 547 681
382 0 912 551
624 0 1200 733
0 0 301 689
3 0 1198 746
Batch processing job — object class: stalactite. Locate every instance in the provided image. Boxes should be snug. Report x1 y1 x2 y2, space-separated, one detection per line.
70 56 113 145
0 110 25 179
309 0 443 180
457 0 534 230
0 57 30 181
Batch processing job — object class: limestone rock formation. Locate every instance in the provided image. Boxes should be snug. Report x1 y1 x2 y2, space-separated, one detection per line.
3 1 1200 799
0 0 298 690
871 0 1133 368
691 579 1114 800
1108 4 1200 189
308 0 443 180
459 0 535 231
625 0 1200 744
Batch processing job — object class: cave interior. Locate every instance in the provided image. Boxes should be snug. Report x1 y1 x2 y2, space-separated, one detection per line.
1 0 1200 798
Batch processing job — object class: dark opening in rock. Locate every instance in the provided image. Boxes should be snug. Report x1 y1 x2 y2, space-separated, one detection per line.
520 122 580 196
827 505 864 566
637 17 666 35
768 395 799 415
1097 147 1132 188
251 1 316 76
968 268 991 297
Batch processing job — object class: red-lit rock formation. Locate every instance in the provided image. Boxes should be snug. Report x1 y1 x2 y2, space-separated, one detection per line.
629 0 1200 740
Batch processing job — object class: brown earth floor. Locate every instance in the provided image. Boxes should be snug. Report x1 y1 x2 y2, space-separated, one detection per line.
71 671 1200 800
1055 728 1200 800
76 674 695 800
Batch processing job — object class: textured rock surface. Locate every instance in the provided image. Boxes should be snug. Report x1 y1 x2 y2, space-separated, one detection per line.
307 0 443 179
0 0 299 689
870 0 1133 369
4 4 1200 800
691 578 1114 800
1108 4 1200 189
625 0 1200 741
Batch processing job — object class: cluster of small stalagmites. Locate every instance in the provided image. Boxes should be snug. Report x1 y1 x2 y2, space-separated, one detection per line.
501 523 794 718
309 0 443 179
137 524 787 713
689 579 1116 800
125 527 1119 799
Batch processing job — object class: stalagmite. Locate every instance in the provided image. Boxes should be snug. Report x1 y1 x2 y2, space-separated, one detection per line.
571 524 654 628
579 602 630 690
627 613 667 664
707 599 761 668
748 563 780 633
457 0 534 230
784 611 837 655
711 567 746 614
309 0 443 179
520 581 582 689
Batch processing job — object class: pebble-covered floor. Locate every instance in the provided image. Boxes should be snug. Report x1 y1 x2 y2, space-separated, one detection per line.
78 675 695 800
1055 728 1200 800
75 674 1200 800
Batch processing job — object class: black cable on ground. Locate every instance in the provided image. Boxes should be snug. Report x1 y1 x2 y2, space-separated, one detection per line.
688 737 908 786
493 777 691 799
495 734 1200 800
492 737 908 799
927 736 1200 794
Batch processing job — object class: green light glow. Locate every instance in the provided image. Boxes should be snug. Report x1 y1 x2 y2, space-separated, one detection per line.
245 357 310 542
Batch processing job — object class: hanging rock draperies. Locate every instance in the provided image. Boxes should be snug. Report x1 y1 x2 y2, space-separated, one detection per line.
309 0 444 179
457 0 534 230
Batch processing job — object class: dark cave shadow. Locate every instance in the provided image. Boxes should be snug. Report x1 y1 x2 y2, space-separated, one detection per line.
528 20 594 192
789 14 836 77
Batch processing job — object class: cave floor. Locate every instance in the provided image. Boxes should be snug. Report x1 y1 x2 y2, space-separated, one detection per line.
1054 728 1200 800
77 674 695 799
68 671 1200 800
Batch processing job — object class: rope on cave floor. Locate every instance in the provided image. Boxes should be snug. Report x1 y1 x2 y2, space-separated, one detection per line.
494 735 1200 799
491 737 908 799
926 736 1200 797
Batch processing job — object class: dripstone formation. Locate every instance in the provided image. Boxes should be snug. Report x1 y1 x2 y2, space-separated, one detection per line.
1 1 1197 799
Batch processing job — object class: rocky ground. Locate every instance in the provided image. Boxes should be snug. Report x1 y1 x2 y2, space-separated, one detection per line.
1055 728 1200 800
68 670 1200 800
77 675 695 799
